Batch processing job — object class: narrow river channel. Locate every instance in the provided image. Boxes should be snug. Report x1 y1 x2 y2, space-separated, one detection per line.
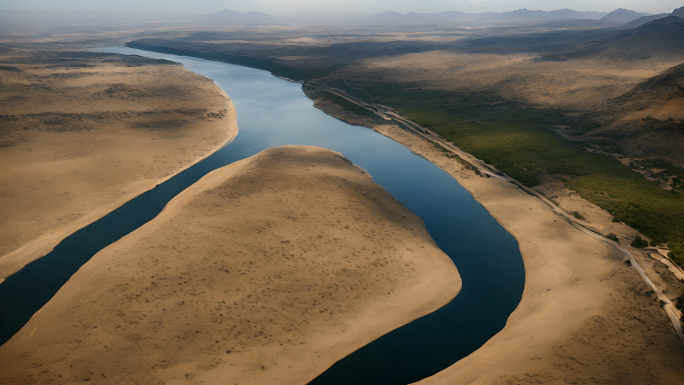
0 47 525 385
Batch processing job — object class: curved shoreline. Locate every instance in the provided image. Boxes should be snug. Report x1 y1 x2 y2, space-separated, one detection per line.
302 80 684 383
0 47 529 384
0 88 238 284
0 145 462 385
303 84 684 347
30 45 681 384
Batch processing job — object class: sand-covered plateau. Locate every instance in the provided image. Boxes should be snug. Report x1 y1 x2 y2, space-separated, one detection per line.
0 49 237 279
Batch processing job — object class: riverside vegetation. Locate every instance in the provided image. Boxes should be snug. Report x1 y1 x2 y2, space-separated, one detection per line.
126 11 684 266
309 84 684 266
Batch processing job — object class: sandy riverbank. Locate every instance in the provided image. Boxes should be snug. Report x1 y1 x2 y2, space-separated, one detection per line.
0 49 237 280
0 145 461 384
309 95 684 384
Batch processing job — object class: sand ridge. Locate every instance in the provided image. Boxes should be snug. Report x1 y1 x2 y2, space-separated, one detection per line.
0 145 461 385
0 49 238 280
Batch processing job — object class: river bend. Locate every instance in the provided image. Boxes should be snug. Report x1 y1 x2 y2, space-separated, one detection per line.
0 47 525 385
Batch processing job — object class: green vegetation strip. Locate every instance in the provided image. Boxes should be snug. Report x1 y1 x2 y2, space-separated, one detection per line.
127 41 684 267
329 83 684 267
308 89 388 125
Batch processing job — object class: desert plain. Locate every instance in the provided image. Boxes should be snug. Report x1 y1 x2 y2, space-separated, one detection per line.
0 48 236 280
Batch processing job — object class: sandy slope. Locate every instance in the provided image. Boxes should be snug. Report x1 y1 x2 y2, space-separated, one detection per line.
338 51 679 110
0 146 461 385
416 168 684 385
0 49 237 280
309 97 684 384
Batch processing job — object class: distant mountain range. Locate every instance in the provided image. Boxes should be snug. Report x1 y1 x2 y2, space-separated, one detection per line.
599 8 650 24
545 13 684 61
194 8 666 27
361 8 609 26
673 6 684 18
192 7 684 34
625 6 684 28
626 13 670 28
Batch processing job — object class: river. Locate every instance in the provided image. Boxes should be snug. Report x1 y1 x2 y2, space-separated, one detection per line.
0 47 525 385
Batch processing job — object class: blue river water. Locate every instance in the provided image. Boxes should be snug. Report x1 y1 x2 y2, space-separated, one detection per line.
0 47 525 384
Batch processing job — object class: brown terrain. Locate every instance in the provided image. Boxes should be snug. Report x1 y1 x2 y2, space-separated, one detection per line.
1 7 684 385
0 48 237 280
576 61 684 167
335 52 673 110
122 10 684 110
122 12 684 194
308 94 684 385
0 146 461 385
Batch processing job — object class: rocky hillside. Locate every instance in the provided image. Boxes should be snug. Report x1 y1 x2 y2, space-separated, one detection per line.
546 16 684 61
572 62 684 187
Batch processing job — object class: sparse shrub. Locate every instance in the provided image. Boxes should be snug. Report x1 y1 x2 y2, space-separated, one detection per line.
676 296 684 312
631 235 649 248
674 296 684 324
572 211 586 221
606 233 619 242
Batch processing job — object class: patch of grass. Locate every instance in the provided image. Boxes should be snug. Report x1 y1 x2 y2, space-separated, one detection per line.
166 46 684 269
430 141 451 154
676 295 684 324
640 158 683 178
631 235 650 248
308 88 387 124
572 211 586 221
568 172 684 264
326 82 684 268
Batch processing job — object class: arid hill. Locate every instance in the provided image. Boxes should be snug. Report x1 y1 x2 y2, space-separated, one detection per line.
545 16 684 61
673 6 684 18
600 8 650 24
577 62 684 168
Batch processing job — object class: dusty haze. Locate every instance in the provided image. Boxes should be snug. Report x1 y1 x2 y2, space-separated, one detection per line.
0 0 678 16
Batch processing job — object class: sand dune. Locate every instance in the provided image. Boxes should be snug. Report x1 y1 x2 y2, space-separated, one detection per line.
0 146 461 385
0 49 237 280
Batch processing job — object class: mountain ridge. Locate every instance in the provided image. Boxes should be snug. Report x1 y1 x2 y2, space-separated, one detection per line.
600 8 651 24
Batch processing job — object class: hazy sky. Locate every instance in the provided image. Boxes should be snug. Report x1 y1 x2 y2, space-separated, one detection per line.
1 0 681 15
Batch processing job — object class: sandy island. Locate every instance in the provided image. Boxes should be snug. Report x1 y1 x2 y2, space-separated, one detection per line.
0 49 237 280
307 96 684 384
0 145 461 384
